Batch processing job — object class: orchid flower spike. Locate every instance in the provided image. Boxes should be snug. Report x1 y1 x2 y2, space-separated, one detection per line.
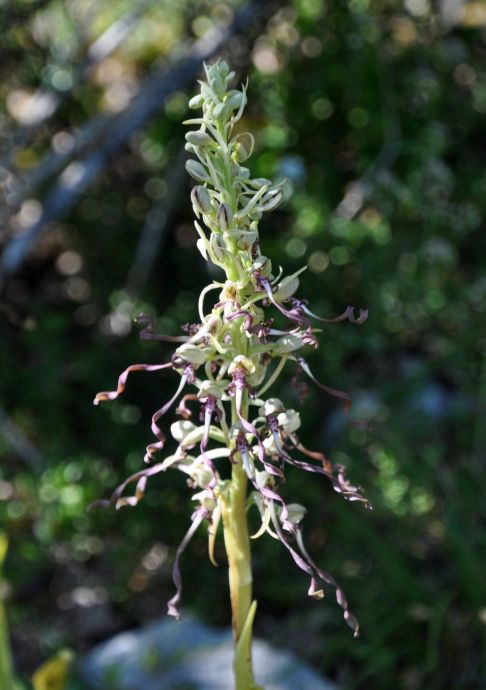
93 61 371 676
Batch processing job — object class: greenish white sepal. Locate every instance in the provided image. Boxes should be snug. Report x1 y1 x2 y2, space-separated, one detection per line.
198 380 223 399
285 503 307 526
175 343 208 366
259 398 284 416
273 334 303 354
277 409 301 433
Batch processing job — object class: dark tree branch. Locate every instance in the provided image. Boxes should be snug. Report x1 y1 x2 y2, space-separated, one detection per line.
124 148 187 298
0 0 285 281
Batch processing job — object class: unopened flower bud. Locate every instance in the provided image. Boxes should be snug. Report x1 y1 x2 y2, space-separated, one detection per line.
188 94 204 109
248 177 272 189
209 233 226 261
217 203 233 231
185 131 214 147
237 166 251 180
200 83 215 102
219 60 230 77
207 63 226 94
260 188 283 212
185 160 209 182
226 90 244 111
213 102 228 120
191 185 212 216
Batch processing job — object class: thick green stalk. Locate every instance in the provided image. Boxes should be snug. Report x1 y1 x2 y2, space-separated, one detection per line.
221 389 260 690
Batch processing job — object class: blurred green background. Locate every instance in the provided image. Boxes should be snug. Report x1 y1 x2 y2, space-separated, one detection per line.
1 0 485 688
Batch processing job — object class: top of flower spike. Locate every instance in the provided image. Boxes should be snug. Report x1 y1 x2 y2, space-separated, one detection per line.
188 61 245 118
183 60 285 273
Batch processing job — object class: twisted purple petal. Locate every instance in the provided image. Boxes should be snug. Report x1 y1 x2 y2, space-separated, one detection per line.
93 363 172 404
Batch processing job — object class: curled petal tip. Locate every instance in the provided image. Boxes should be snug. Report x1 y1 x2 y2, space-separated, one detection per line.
93 393 109 405
167 603 181 621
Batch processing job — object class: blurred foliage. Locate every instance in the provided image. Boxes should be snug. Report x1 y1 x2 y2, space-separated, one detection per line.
1 1 485 689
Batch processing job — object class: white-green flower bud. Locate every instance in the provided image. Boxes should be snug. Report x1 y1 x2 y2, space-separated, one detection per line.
185 131 214 147
226 90 244 111
236 166 251 180
248 177 273 189
191 185 212 216
185 160 209 182
188 94 204 109
171 420 197 442
209 233 226 261
200 82 215 102
213 102 228 120
174 343 208 366
277 409 301 433
259 398 284 416
217 203 233 231
260 188 283 212
207 63 226 94
218 60 230 78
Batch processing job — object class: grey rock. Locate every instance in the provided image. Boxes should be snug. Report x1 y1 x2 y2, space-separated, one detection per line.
79 614 336 690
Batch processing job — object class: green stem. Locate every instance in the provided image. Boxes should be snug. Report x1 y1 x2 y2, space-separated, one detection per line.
0 536 14 690
221 393 260 690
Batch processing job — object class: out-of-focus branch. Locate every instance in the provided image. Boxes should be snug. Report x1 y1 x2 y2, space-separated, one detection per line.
0 406 43 471
2 0 153 177
333 54 401 221
124 148 186 298
0 0 285 281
